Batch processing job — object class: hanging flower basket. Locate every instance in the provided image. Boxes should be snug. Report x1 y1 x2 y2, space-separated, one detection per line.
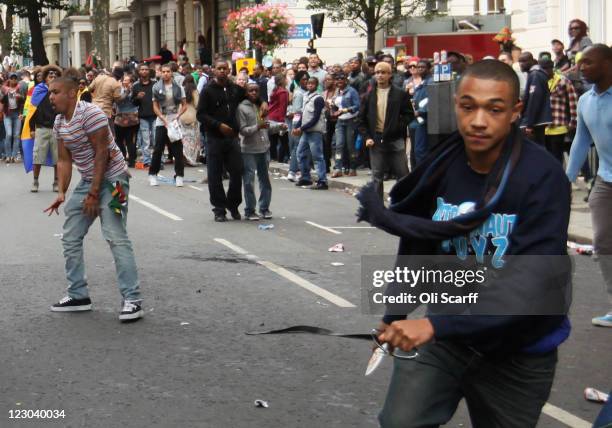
223 4 295 53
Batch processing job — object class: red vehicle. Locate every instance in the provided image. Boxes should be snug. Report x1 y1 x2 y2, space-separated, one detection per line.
386 32 500 60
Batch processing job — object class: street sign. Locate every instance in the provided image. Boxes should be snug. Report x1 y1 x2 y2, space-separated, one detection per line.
235 58 256 75
288 24 313 40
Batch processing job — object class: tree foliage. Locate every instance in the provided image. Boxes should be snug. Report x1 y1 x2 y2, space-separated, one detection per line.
0 0 70 64
306 0 433 53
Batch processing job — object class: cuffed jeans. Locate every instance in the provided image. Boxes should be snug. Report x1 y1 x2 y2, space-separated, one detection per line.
138 117 155 165
379 342 556 428
589 177 612 309
297 131 326 183
369 135 409 198
4 110 21 158
62 174 141 302
242 152 271 215
334 118 357 171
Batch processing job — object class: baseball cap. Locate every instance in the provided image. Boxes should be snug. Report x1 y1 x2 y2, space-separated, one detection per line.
447 51 466 62
365 56 377 64
9 73 18 79
333 72 347 80
551 39 564 45
538 58 554 69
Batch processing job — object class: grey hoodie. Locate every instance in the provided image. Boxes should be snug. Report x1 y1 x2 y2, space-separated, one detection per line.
237 99 283 154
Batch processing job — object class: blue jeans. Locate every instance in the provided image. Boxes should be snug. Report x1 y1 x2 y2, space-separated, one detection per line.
334 118 357 170
297 131 326 183
4 110 21 158
62 174 141 302
413 123 429 166
138 117 155 165
242 152 271 214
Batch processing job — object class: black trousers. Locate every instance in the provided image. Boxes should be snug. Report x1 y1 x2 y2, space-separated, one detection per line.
269 132 289 162
524 125 547 146
149 126 184 177
544 133 566 164
206 135 243 215
115 124 138 166
324 119 336 173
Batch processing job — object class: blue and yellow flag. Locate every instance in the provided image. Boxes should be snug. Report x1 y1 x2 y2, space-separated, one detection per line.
22 83 53 173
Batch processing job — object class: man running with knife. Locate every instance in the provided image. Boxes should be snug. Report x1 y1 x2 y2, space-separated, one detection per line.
44 68 143 322
357 60 571 427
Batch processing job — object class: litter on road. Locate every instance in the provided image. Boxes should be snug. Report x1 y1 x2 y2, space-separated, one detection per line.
328 243 345 252
258 224 275 230
585 387 609 403
254 400 269 408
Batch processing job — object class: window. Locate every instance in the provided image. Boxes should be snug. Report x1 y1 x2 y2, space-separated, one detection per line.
474 0 480 14
426 0 448 12
487 0 505 13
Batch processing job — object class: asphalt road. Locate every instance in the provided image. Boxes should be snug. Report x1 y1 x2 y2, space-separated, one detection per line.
1 162 610 428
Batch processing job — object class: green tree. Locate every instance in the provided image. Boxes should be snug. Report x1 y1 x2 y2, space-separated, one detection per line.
0 0 70 65
306 0 431 54
11 32 31 57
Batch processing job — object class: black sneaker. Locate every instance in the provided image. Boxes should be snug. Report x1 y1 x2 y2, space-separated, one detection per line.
119 301 144 322
312 181 329 190
260 210 273 219
295 179 313 187
245 212 260 221
230 209 241 220
51 296 92 312
214 214 228 222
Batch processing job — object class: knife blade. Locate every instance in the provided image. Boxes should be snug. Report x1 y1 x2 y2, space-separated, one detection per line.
365 343 389 376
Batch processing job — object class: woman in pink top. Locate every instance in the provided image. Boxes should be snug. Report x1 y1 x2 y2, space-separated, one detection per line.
267 74 289 162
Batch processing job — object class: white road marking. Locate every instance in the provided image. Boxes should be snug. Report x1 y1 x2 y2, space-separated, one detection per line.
329 226 376 229
542 403 591 428
214 238 250 255
188 185 204 192
305 221 342 235
130 194 183 221
214 238 355 308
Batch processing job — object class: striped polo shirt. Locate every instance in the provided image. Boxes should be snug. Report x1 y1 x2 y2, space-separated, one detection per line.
53 101 127 181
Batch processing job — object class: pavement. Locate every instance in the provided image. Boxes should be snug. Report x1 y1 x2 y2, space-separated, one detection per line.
269 161 595 245
1 161 610 428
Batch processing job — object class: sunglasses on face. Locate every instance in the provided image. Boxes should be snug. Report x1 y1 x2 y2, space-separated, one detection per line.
408 65 416 69
48 72 58 77
570 26 580 31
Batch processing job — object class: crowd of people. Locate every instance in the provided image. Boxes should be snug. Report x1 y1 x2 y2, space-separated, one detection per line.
0 17 608 321
0 17 608 426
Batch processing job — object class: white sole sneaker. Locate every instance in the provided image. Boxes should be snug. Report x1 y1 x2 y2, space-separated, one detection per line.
51 304 92 312
176 177 184 187
149 176 158 186
119 310 144 321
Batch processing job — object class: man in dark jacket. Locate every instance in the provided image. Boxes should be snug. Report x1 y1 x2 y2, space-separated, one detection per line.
357 60 571 428
132 63 156 166
196 60 247 222
30 65 61 192
358 62 412 198
519 52 552 145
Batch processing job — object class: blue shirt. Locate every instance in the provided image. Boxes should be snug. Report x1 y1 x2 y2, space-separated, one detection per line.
566 85 612 182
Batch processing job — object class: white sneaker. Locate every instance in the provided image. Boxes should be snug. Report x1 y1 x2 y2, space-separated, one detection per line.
175 176 184 187
287 171 296 182
149 175 158 186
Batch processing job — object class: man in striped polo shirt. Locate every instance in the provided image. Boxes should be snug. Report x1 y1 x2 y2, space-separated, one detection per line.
44 69 143 322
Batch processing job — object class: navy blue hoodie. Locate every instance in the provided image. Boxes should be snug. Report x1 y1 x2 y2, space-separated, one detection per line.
358 129 571 356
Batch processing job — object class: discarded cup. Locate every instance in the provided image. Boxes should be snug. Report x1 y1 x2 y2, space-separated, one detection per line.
258 224 275 230
331 262 345 266
180 322 190 326
328 243 345 252
585 387 609 403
